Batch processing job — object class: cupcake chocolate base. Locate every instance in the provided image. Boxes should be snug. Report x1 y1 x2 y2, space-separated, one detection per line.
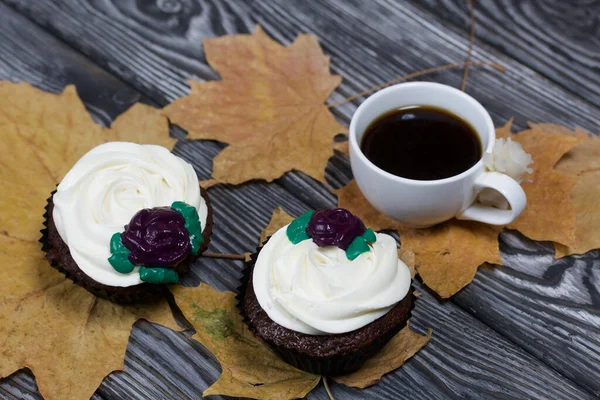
41 188 213 303
238 241 415 376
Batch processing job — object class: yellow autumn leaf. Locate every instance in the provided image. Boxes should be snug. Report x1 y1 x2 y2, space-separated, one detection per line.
163 25 346 185
550 125 600 256
498 121 583 247
0 82 179 400
171 284 321 400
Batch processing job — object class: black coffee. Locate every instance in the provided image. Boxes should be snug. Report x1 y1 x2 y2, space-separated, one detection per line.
360 105 481 180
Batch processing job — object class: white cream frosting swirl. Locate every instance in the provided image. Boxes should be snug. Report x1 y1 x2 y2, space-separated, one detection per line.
52 142 208 287
252 226 411 335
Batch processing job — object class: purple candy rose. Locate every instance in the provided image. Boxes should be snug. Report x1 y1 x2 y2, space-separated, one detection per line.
121 207 191 266
306 208 366 250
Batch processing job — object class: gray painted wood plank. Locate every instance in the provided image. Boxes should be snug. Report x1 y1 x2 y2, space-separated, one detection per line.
6 0 600 131
0 2 145 127
1 0 599 399
454 232 600 397
250 0 600 132
408 0 600 108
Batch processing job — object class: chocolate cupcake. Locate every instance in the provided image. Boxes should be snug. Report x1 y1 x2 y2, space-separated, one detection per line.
42 142 213 303
239 208 414 376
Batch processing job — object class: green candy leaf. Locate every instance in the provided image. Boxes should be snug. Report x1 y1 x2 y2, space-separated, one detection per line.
172 201 204 255
110 232 127 254
286 210 314 244
108 254 135 274
363 228 376 243
346 229 377 260
139 267 179 284
108 233 135 273
346 237 370 260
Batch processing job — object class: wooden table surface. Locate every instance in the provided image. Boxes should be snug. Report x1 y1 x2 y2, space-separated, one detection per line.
1 1 599 399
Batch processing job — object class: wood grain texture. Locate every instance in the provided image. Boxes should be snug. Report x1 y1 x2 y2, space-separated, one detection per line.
4 0 254 105
251 0 600 131
5 0 600 132
0 2 144 127
409 0 600 108
454 232 600 397
1 0 599 399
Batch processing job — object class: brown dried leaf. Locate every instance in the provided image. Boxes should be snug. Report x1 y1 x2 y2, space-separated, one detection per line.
402 221 502 298
260 207 295 244
555 131 600 256
497 121 583 247
199 179 218 189
560 173 600 255
398 248 416 279
554 132 600 177
528 122 589 138
164 26 346 185
332 324 432 388
335 180 501 298
333 139 349 155
171 284 320 399
0 82 179 400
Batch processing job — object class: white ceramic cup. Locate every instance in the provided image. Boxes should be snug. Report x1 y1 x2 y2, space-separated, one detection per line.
349 82 526 228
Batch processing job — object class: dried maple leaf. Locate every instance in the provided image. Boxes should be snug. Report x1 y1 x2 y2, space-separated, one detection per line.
553 127 600 256
528 122 589 139
259 206 294 244
497 121 584 247
0 82 179 400
170 284 321 400
333 139 349 155
398 248 417 279
163 26 346 185
552 127 600 176
332 323 431 388
401 222 501 298
335 180 501 298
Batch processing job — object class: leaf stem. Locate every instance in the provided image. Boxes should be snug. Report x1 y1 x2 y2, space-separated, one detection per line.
323 376 335 400
327 61 504 108
201 252 246 260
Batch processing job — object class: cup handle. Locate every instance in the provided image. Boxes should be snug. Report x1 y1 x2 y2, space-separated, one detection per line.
456 172 526 225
